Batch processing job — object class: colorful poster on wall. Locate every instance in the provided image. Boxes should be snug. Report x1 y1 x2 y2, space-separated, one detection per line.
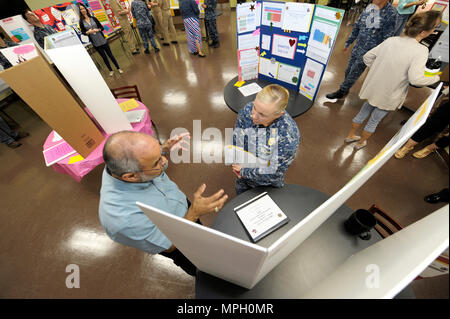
99 0 120 28
88 0 114 34
118 0 133 23
10 28 31 42
0 16 35 44
61 8 79 25
299 58 323 100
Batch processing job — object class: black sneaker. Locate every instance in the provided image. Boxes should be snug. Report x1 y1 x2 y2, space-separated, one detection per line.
162 43 170 46
7 141 22 149
154 47 160 52
144 49 150 54
131 50 140 55
326 89 348 99
171 41 178 44
15 131 29 141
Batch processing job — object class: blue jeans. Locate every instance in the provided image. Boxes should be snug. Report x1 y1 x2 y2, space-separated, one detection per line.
352 101 389 133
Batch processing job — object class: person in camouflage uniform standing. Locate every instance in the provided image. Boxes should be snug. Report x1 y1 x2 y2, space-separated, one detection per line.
160 0 179 45
109 0 140 55
326 0 398 100
149 0 164 41
131 0 160 54
202 0 220 48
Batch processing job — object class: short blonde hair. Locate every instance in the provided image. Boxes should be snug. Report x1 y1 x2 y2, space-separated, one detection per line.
256 84 289 113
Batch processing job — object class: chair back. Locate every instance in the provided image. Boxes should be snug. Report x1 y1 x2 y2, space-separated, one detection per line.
368 204 403 239
110 85 141 102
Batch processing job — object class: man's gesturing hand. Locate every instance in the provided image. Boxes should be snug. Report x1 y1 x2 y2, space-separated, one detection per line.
186 184 228 221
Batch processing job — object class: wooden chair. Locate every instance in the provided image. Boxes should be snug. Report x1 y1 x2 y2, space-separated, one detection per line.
367 204 449 281
368 204 403 239
110 85 159 141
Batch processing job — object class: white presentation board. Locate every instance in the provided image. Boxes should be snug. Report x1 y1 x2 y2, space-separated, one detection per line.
45 44 131 134
303 205 449 299
137 203 268 289
139 84 442 291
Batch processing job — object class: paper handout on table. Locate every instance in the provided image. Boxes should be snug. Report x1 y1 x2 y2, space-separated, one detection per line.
119 98 139 112
224 144 269 167
43 141 77 166
238 83 263 97
234 192 290 242
125 109 146 123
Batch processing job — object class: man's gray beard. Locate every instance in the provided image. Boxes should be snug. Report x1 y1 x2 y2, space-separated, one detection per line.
138 161 169 182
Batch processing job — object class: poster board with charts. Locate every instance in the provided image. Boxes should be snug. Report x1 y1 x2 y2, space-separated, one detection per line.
236 1 344 102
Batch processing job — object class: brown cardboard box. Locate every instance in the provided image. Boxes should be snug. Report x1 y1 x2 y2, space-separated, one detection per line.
0 53 104 158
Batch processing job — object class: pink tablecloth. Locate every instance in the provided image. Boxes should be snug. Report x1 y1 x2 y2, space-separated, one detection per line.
43 99 154 182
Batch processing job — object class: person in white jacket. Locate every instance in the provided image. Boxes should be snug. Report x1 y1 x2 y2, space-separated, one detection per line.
345 10 442 150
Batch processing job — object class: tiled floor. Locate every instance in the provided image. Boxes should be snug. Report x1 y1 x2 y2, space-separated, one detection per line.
0 7 448 298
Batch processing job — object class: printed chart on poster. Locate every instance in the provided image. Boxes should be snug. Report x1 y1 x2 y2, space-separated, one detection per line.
236 1 262 81
235 1 344 102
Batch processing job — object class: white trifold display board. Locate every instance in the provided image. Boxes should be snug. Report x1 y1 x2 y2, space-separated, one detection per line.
303 205 449 299
140 83 443 292
45 43 131 134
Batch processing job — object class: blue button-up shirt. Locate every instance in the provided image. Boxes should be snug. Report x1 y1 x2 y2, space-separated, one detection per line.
99 168 188 254
345 3 398 51
232 102 300 188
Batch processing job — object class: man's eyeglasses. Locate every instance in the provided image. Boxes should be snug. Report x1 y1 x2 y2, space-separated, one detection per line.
140 147 165 173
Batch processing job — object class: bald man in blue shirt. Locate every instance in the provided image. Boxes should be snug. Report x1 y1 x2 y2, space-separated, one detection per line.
99 131 228 275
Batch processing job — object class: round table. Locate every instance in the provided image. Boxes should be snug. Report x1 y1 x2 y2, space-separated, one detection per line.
42 99 153 182
195 184 415 298
224 76 314 118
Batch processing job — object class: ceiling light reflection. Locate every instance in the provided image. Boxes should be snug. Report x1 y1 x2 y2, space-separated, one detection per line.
68 229 116 256
162 92 187 106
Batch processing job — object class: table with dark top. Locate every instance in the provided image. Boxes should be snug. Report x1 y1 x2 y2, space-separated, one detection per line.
195 184 415 298
224 76 314 118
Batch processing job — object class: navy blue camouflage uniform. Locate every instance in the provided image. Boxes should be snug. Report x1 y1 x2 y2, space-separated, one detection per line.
204 0 219 44
340 3 398 93
33 24 57 49
233 102 300 195
131 0 159 51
